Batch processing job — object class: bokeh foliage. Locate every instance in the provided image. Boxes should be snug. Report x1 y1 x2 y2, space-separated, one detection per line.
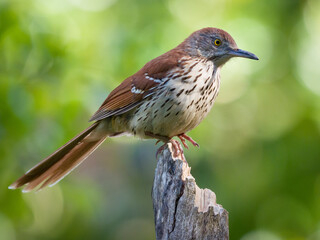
1 0 320 239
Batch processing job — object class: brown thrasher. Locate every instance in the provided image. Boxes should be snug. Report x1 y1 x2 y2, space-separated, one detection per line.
9 27 258 192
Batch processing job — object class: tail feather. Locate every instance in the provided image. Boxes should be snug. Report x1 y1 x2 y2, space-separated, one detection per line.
9 122 106 192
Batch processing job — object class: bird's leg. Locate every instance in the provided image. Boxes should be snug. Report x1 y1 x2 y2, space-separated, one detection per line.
177 135 189 149
145 131 186 161
177 133 200 148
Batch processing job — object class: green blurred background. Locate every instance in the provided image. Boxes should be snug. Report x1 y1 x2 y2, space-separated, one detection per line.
1 0 320 239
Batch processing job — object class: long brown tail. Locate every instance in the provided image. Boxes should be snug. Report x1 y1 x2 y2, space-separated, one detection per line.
9 122 107 192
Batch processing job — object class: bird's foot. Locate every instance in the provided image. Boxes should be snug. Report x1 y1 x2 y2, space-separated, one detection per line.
155 140 185 162
177 135 189 149
169 139 186 162
145 131 186 162
177 133 199 148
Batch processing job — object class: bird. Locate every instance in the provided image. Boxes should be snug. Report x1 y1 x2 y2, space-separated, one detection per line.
9 27 258 192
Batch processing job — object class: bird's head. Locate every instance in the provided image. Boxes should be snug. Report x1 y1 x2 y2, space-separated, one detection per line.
184 27 258 66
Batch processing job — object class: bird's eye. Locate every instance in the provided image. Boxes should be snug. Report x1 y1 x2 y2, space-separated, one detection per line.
214 39 222 46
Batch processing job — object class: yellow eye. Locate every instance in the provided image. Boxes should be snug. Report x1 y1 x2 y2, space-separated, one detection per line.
214 39 222 46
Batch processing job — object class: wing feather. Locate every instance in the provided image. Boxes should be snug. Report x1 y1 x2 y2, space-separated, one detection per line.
90 48 186 122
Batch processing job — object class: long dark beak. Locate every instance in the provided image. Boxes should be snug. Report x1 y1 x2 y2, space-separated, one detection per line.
228 49 259 60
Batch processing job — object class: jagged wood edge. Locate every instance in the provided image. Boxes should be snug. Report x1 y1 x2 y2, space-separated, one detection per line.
152 144 229 240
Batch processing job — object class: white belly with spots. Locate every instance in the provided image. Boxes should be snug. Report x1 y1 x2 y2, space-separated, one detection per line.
129 58 220 139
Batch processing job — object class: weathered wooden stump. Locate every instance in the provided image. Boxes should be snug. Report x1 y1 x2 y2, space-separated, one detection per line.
152 144 229 240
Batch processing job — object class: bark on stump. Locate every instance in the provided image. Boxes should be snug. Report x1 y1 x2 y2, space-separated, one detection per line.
152 144 229 240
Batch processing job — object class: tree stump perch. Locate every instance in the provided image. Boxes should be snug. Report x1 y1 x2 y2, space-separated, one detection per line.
152 144 229 240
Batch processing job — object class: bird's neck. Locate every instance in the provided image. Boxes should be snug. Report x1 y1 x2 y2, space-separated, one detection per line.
208 64 221 86
213 65 221 78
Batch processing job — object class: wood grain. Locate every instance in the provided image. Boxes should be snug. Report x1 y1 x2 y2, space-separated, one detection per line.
152 144 229 240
